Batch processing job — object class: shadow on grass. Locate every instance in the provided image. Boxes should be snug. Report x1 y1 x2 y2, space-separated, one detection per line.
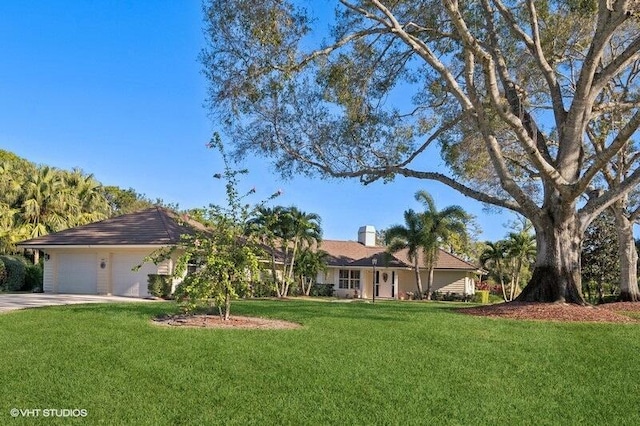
47 301 180 318
37 298 476 327
50 299 424 324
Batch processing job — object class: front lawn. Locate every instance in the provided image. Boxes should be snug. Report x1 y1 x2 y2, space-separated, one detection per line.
1 300 640 425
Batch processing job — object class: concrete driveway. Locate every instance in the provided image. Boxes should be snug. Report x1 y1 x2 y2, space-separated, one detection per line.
0 293 157 313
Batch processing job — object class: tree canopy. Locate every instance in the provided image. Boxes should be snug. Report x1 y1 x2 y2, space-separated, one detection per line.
202 1 640 303
0 149 164 254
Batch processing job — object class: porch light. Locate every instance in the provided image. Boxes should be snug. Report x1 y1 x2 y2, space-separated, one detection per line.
372 256 378 304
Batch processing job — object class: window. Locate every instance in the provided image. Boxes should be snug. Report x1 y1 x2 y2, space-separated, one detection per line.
338 270 360 289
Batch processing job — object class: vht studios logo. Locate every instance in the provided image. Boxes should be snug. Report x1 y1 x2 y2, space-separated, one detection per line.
10 408 88 418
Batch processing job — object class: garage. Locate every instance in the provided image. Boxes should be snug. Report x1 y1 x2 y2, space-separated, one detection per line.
17 207 201 297
57 253 98 294
112 253 157 298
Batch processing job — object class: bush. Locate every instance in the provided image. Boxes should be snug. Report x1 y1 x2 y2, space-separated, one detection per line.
147 274 173 299
251 280 278 297
310 283 334 297
0 255 27 291
431 291 471 302
472 290 490 304
24 264 43 292
0 259 6 285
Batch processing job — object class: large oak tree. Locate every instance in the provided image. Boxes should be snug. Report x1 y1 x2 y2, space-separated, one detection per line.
202 0 640 303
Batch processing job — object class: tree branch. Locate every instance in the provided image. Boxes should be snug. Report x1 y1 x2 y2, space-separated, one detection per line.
579 165 640 226
573 109 640 197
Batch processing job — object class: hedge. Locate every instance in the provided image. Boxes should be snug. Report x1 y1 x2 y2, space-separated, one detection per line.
0 255 28 291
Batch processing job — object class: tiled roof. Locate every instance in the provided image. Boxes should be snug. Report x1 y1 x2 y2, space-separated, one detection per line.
319 240 479 270
17 207 206 247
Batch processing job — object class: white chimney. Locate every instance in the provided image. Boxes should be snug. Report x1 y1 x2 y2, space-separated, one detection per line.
358 225 376 247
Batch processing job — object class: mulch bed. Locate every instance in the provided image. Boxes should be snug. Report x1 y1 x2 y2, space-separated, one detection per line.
152 314 302 329
457 302 640 323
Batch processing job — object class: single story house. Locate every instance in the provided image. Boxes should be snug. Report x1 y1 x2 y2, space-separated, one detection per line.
318 226 481 299
17 207 204 298
18 209 480 300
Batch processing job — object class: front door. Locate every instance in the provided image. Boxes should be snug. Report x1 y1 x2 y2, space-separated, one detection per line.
375 270 395 298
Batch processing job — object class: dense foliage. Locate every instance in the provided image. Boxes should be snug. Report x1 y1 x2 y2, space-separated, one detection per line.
247 205 323 297
0 149 163 255
582 213 621 303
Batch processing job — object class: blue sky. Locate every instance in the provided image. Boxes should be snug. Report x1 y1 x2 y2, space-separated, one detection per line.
0 1 516 242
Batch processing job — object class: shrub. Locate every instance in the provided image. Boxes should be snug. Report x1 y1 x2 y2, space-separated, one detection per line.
251 280 278 297
310 283 334 297
0 259 6 285
431 291 471 302
147 274 173 299
0 255 27 291
24 264 43 292
471 290 490 304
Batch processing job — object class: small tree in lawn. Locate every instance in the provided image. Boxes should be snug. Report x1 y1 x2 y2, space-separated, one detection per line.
174 134 278 320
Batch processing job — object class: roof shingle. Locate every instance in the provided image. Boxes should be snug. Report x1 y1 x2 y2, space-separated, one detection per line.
17 207 205 247
319 240 479 270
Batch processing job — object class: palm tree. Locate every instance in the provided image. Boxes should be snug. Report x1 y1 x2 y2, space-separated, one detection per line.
386 209 429 299
247 206 281 289
18 166 70 263
279 207 322 296
415 190 469 300
64 170 109 226
480 240 508 301
504 231 536 300
295 248 328 296
248 206 322 297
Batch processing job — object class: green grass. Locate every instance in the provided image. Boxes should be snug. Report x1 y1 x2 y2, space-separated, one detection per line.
2 300 640 425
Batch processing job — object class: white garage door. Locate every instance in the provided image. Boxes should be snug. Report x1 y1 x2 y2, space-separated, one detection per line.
57 253 98 294
112 253 157 298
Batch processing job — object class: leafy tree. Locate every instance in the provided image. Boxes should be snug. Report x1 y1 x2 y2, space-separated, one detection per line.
64 169 110 226
414 190 469 299
202 0 640 304
586 95 640 301
173 135 279 319
102 186 163 216
582 212 620 303
386 209 429 299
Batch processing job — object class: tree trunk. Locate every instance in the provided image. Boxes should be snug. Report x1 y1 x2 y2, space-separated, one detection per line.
500 276 507 302
613 209 640 302
304 277 312 296
270 248 277 288
414 259 423 299
426 266 435 301
516 213 586 304
224 292 231 320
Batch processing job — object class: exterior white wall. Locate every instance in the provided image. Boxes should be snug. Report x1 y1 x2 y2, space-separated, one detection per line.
42 251 56 292
381 268 476 298
97 251 110 294
41 247 165 297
